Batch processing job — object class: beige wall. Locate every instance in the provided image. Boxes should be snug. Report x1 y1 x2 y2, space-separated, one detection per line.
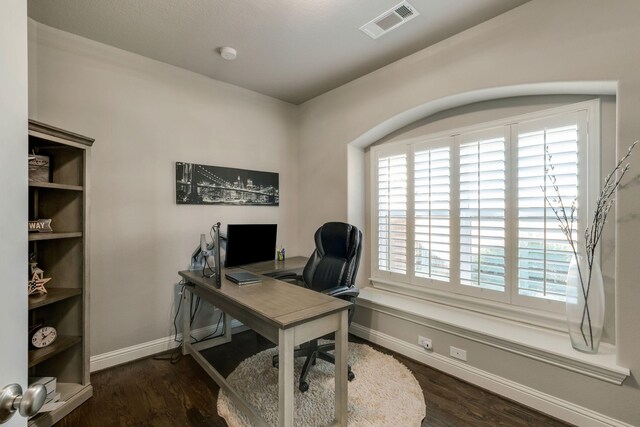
1 0 28 412
299 0 640 424
28 22 300 356
25 0 640 423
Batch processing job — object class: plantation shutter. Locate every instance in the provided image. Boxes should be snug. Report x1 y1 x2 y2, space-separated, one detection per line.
414 144 451 281
459 129 507 292
370 101 597 313
376 149 408 275
516 112 582 301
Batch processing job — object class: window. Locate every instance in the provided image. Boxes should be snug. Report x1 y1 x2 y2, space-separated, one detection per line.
376 149 407 275
459 129 507 294
516 116 581 303
414 143 450 281
371 101 598 313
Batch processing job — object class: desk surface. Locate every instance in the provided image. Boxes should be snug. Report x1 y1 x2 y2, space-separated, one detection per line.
178 264 349 330
238 256 308 276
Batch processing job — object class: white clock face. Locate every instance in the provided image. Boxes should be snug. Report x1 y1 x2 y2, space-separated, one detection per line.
31 326 57 348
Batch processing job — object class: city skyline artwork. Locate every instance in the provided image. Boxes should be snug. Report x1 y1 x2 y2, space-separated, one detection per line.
175 161 279 206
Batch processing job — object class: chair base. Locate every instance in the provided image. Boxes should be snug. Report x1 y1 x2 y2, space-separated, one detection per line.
272 340 355 392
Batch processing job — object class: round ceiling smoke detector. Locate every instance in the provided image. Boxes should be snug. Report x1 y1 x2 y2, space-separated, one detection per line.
220 47 237 61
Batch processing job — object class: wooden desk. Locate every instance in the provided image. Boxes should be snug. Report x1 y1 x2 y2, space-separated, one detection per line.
239 255 308 276
178 262 350 427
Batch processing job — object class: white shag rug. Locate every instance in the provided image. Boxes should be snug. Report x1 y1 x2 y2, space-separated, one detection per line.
217 341 426 426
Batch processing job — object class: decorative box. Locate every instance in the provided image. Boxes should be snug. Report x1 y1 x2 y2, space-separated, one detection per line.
28 154 50 182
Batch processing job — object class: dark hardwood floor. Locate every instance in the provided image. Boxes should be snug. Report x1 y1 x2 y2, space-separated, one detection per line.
57 331 571 426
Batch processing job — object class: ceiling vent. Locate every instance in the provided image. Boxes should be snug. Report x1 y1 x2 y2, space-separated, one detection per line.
360 1 420 39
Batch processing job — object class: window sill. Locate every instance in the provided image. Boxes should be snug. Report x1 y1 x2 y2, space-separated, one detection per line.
356 286 629 385
371 277 568 331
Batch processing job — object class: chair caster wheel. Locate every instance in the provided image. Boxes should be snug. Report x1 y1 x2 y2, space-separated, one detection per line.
348 371 355 381
299 382 309 392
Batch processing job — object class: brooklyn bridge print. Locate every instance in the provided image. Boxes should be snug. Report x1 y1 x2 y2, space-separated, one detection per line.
175 162 279 206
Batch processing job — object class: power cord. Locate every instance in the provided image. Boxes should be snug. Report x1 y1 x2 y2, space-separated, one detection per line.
154 280 227 364
191 312 225 344
154 281 187 363
202 256 215 278
190 292 201 327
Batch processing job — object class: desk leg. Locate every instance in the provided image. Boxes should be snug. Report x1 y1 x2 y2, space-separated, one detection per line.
278 328 294 427
334 310 348 426
181 289 191 356
224 312 233 342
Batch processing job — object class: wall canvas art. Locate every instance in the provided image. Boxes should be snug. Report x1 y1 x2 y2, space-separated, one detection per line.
176 162 279 206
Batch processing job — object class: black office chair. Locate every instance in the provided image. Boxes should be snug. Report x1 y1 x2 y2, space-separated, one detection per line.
272 221 363 392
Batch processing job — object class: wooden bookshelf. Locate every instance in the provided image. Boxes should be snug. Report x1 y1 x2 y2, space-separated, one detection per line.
27 120 93 426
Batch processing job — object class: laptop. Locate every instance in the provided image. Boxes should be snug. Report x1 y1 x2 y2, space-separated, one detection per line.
225 271 263 285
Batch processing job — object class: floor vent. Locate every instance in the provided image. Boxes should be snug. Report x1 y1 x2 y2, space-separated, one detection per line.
360 1 420 39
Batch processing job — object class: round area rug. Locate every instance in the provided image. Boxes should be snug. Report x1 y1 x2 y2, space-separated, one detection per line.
217 341 426 426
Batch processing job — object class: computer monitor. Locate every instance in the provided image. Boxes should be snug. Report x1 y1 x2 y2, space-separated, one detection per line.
190 222 223 287
224 224 277 268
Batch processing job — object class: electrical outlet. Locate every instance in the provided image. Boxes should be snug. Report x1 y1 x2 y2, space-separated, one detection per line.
418 335 432 351
450 346 467 361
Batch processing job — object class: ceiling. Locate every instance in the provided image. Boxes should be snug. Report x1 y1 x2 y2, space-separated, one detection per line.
28 0 529 105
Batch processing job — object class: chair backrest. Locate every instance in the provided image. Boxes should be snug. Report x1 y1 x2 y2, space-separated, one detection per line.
302 222 363 292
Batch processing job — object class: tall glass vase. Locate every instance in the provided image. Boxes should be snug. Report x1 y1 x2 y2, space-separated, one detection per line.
565 254 604 353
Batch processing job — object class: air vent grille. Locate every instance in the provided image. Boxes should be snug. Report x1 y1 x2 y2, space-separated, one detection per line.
360 1 420 40
395 5 414 19
376 13 403 31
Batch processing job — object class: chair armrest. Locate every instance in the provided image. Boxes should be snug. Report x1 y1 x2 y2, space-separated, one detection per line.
322 286 360 299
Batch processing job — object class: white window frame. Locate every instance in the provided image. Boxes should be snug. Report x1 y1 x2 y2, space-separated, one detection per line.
369 100 600 324
371 143 411 284
411 137 455 293
455 126 510 303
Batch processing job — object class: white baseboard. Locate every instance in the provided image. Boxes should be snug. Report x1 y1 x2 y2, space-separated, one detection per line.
90 320 245 373
350 323 632 427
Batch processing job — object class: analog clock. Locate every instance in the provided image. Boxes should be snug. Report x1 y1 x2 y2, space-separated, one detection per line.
30 325 57 348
